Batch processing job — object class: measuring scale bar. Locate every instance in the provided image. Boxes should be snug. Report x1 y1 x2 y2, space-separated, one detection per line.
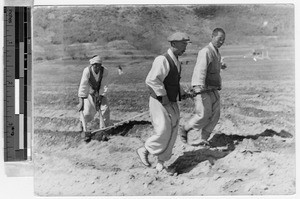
4 6 32 162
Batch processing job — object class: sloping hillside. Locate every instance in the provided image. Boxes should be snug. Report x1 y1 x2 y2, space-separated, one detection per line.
32 4 294 60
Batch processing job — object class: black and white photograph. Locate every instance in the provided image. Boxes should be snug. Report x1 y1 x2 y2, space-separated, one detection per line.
31 3 295 196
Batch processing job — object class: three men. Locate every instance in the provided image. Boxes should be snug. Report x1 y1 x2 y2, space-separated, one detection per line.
77 55 111 131
78 28 226 173
179 28 227 146
137 32 191 172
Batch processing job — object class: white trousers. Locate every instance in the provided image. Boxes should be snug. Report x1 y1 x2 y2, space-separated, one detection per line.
81 95 110 127
145 97 180 162
184 90 220 140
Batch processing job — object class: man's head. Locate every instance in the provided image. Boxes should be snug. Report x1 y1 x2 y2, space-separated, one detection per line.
168 32 191 57
211 28 226 49
89 55 103 74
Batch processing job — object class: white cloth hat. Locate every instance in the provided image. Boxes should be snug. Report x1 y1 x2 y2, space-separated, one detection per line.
89 55 102 65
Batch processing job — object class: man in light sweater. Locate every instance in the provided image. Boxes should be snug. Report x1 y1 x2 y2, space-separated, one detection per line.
179 28 227 146
137 32 191 172
77 55 110 131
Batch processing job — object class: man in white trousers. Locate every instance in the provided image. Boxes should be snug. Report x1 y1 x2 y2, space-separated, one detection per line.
137 32 191 172
179 28 227 146
77 55 110 131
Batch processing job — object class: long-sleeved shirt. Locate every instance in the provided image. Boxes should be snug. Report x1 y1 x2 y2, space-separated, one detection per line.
146 48 185 98
191 42 222 88
78 66 108 98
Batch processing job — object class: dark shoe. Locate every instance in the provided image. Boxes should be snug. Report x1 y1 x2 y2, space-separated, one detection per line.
136 147 151 167
178 127 188 144
81 131 92 142
160 167 177 176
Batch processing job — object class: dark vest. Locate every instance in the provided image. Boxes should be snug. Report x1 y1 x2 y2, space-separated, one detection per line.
149 53 181 102
88 65 104 94
205 45 221 88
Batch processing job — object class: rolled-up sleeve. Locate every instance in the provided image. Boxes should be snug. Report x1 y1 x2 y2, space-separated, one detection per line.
191 48 210 86
99 67 109 96
145 56 169 96
78 67 90 98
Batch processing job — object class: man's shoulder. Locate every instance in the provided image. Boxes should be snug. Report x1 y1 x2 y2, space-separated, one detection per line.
201 44 212 51
156 53 168 58
198 45 210 55
83 66 90 73
154 54 167 63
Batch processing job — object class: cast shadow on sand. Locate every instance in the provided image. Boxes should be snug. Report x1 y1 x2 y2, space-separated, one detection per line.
169 129 293 175
87 120 152 142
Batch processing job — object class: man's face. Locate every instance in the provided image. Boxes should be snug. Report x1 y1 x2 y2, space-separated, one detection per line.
174 41 188 56
93 63 102 74
212 31 225 49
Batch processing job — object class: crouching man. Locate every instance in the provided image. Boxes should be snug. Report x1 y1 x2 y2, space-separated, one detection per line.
77 55 110 131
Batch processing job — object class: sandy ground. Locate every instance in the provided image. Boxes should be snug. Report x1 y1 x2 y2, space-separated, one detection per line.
33 77 295 196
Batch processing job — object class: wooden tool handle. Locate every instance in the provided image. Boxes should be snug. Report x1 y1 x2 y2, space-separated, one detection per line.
80 111 87 132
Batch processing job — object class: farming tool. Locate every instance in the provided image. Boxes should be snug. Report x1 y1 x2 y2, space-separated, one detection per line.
98 108 106 129
80 89 203 142
183 87 221 99
79 110 87 132
81 111 150 142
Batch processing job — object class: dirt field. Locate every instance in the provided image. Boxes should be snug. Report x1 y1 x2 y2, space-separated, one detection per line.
33 44 295 196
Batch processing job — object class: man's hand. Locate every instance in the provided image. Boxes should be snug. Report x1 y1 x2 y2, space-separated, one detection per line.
98 95 103 105
221 62 227 70
181 93 188 100
181 91 194 100
161 95 170 106
96 95 104 111
77 97 84 112
221 57 227 70
193 85 206 93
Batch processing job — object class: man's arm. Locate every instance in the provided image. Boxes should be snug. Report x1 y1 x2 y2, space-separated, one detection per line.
145 56 170 105
78 67 90 98
191 48 210 90
77 67 90 111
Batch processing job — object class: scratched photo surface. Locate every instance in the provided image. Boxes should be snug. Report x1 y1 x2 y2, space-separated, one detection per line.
32 4 295 196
